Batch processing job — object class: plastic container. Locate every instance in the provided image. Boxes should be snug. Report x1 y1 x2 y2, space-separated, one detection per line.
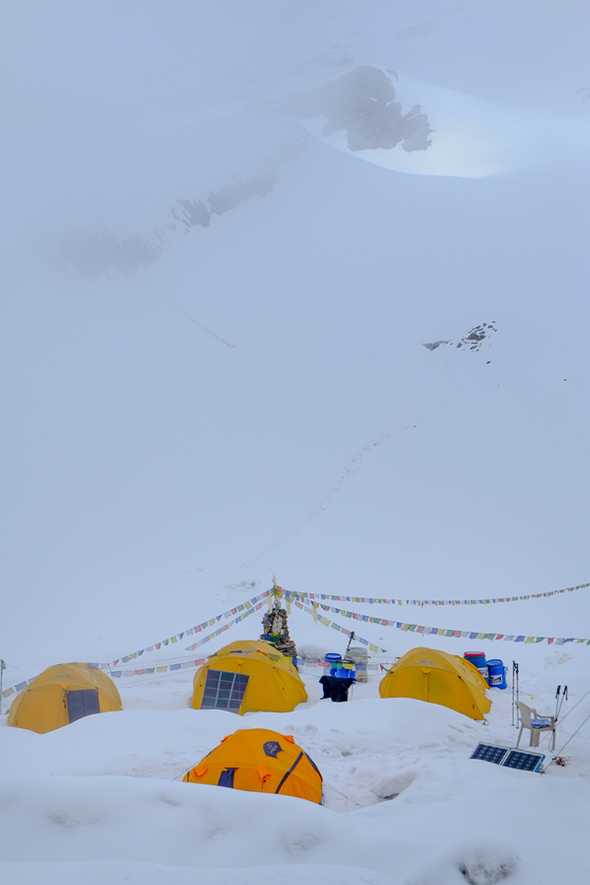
478 665 490 682
331 663 356 680
346 646 369 683
324 653 342 663
487 659 507 689
324 652 342 674
464 651 486 670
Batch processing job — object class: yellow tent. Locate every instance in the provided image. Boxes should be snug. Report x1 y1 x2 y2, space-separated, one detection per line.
191 639 307 714
7 662 123 734
183 728 323 803
379 646 491 720
214 639 285 658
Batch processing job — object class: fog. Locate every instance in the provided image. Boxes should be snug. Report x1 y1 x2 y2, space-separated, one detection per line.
3 2 590 670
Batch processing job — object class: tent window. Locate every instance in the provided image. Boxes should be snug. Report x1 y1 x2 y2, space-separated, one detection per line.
65 688 100 723
218 767 237 788
201 671 249 711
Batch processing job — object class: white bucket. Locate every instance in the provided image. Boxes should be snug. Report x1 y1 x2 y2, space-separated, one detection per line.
346 646 369 683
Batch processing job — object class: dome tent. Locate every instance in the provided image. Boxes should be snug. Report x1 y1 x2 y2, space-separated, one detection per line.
183 728 323 804
7 662 122 734
191 639 307 714
379 646 491 721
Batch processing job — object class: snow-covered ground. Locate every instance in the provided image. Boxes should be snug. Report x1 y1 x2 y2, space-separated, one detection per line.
3 635 590 884
4 584 590 883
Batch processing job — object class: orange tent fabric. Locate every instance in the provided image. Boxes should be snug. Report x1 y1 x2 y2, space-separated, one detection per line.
183 728 322 803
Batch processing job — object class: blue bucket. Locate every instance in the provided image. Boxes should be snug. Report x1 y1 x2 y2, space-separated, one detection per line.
487 659 507 689
324 653 342 664
324 652 342 674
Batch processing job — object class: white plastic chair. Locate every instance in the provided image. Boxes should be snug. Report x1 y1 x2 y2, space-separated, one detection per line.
517 701 556 751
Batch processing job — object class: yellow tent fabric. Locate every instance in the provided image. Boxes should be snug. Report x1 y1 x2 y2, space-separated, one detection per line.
214 639 286 660
191 640 307 714
7 662 123 734
183 728 323 803
379 646 491 720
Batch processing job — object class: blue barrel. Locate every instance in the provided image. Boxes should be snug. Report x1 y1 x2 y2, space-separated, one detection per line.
487 659 507 689
464 651 486 670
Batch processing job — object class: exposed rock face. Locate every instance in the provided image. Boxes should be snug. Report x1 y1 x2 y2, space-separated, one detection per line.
423 322 497 355
288 65 432 153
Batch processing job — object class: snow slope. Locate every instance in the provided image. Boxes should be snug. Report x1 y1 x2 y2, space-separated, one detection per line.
5 141 590 670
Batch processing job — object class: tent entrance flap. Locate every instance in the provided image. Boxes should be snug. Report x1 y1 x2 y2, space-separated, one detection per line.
202 671 249 711
66 688 100 723
218 768 237 788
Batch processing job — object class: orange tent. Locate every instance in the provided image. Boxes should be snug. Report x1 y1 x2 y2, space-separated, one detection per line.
183 728 323 803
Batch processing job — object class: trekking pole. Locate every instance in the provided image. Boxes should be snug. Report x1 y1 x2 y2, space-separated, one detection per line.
556 685 568 721
344 631 355 656
554 685 561 720
512 662 517 726
512 661 520 727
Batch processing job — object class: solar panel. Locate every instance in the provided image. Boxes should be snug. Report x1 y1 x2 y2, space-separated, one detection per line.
470 743 508 765
470 743 545 773
502 749 545 773
201 670 249 711
66 688 100 723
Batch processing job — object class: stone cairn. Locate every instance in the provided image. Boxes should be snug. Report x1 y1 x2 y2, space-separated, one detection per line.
261 590 297 661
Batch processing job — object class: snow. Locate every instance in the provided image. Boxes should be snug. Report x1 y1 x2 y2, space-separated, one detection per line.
3 682 590 883
4 2 590 883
